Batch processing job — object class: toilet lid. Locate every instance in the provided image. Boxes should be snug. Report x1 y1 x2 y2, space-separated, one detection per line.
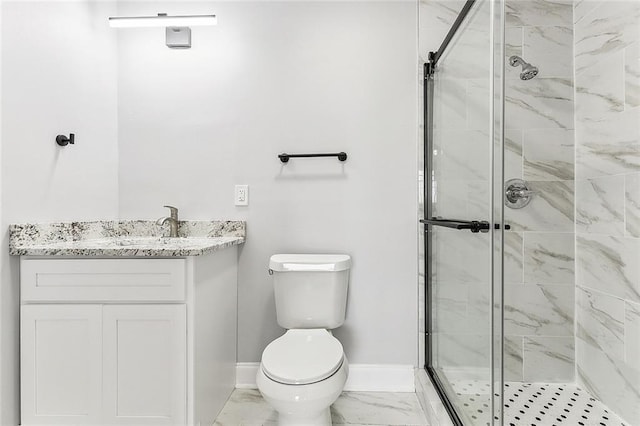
261 329 344 385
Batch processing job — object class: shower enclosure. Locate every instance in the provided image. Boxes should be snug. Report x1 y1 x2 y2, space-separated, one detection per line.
421 0 640 425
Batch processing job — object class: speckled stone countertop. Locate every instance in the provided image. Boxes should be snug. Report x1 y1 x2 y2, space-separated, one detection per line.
9 220 245 257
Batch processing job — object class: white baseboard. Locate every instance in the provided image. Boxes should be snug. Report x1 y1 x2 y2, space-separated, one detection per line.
236 362 261 389
236 362 415 392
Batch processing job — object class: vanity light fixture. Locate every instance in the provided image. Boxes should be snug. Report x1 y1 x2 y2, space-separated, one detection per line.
108 13 217 28
108 13 217 49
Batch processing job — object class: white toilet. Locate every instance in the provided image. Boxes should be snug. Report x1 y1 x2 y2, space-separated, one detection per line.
256 254 351 426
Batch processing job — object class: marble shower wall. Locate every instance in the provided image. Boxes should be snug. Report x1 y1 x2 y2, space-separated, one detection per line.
573 1 640 424
503 0 576 383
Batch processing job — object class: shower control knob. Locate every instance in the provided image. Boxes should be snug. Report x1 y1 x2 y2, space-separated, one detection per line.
505 178 536 209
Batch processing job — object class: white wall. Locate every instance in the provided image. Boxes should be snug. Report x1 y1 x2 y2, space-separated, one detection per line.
1 1 119 223
1 1 120 422
117 1 419 364
0 2 10 423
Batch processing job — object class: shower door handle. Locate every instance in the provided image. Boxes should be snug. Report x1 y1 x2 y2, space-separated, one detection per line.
420 218 510 233
420 218 490 233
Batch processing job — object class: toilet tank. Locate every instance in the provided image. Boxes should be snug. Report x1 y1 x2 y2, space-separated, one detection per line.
269 254 351 329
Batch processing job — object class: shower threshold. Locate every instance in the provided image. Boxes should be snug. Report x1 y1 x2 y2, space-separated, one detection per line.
450 380 629 426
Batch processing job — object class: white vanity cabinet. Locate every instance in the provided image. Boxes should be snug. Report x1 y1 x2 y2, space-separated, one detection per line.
21 304 186 425
19 248 238 426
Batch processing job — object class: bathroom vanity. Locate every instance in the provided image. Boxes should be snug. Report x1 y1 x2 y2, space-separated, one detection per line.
9 220 245 426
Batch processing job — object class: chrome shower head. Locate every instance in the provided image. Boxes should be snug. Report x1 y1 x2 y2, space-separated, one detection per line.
509 55 539 80
520 63 539 80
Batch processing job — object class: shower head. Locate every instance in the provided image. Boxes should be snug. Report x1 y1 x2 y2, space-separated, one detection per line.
509 55 539 80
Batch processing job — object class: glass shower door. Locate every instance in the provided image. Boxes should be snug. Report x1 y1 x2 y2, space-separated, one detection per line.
423 1 505 424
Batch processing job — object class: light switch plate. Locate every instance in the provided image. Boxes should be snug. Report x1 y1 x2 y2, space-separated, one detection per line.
235 185 249 206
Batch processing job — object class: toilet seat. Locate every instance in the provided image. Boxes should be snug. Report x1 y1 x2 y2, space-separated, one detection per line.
261 329 344 385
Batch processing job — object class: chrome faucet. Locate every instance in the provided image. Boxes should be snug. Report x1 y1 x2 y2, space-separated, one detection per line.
156 205 179 237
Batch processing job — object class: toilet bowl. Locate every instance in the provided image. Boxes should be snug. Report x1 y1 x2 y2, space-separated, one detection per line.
257 329 348 426
257 254 351 426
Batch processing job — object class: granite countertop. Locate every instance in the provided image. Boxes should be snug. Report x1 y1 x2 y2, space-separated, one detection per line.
9 220 245 257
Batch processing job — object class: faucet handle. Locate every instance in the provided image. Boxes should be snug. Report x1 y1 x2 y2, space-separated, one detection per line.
163 205 178 219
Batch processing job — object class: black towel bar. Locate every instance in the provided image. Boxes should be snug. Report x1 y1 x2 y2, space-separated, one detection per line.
278 152 348 163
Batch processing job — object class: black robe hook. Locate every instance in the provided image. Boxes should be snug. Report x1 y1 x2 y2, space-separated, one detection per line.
56 133 75 146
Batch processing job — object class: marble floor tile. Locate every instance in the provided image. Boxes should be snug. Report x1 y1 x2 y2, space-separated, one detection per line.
213 389 429 426
213 389 277 426
332 392 430 425
415 369 454 426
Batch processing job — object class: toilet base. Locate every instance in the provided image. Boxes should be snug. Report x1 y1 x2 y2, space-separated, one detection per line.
278 407 331 426
257 356 348 426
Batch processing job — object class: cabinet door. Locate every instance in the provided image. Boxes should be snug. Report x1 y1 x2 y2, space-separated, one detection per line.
102 305 186 425
21 305 102 425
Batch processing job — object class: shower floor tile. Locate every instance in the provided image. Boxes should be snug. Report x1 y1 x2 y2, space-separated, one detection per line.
450 380 629 426
213 388 429 425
